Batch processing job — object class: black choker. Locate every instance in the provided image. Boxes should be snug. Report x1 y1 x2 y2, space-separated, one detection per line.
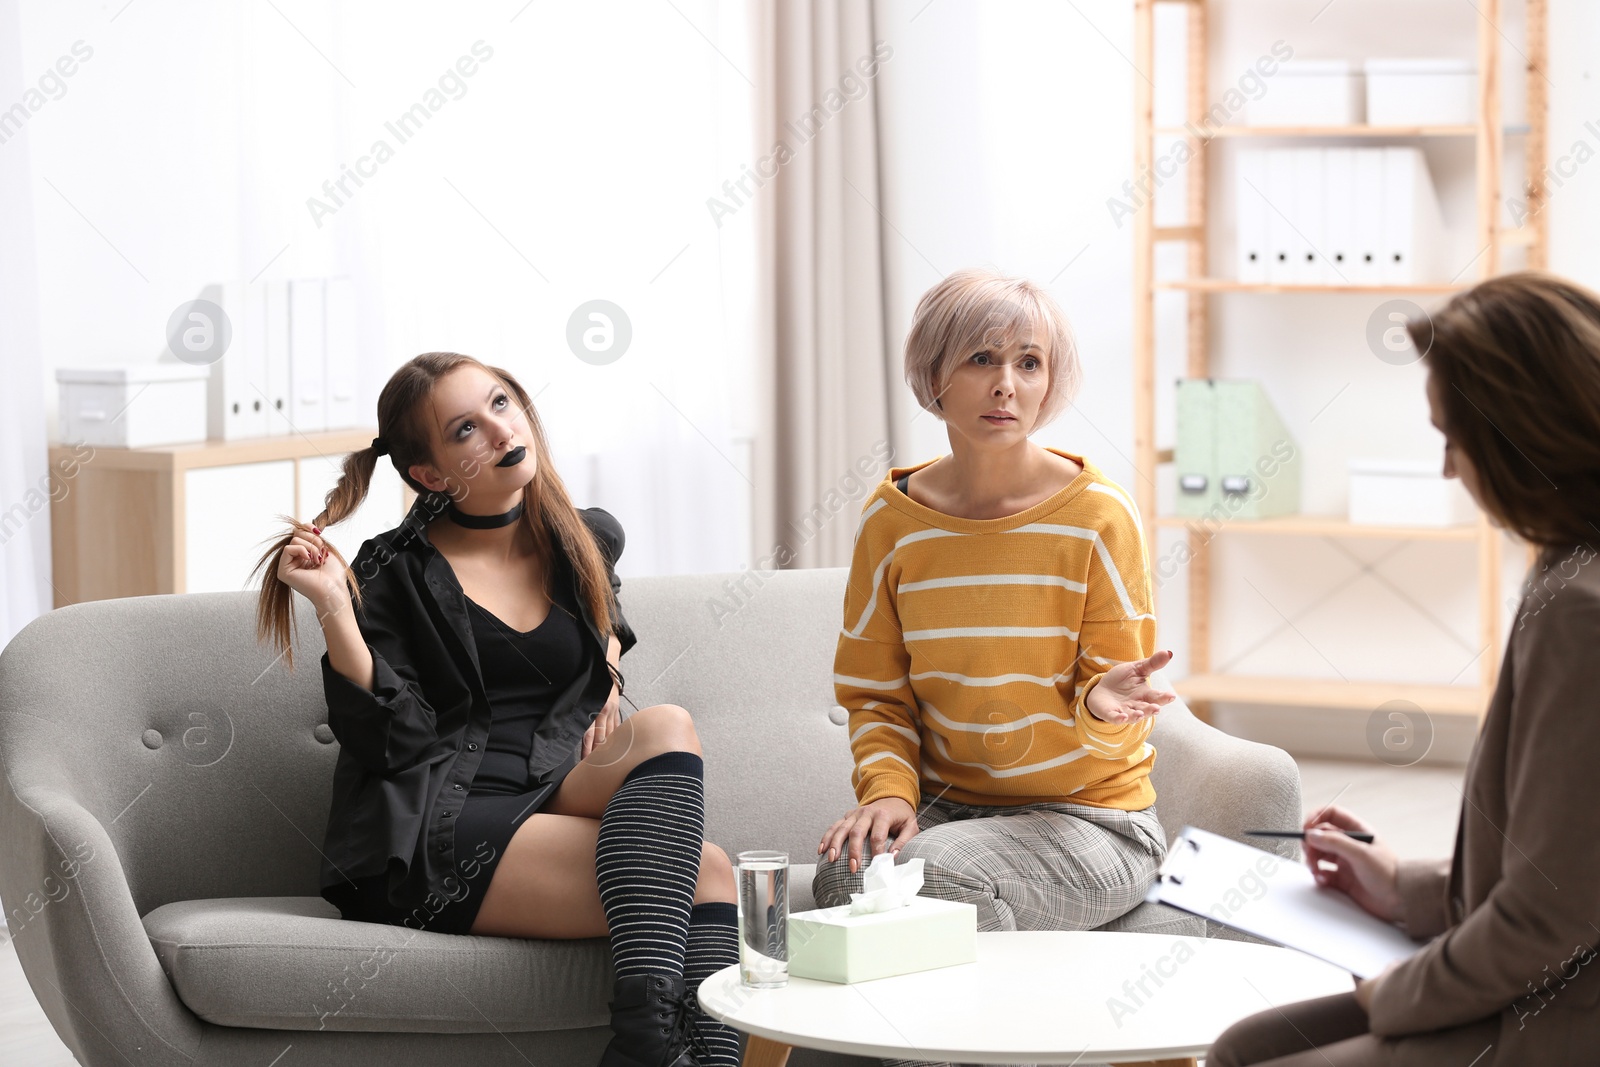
446 500 525 529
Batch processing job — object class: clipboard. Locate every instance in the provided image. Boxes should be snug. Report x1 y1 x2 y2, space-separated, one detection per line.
1147 826 1424 978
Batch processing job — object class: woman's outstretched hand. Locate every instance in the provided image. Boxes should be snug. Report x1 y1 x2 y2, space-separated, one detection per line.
1084 649 1177 724
275 524 350 612
818 797 919 874
1302 804 1404 924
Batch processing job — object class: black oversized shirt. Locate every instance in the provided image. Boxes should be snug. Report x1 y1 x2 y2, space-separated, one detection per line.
316 493 637 911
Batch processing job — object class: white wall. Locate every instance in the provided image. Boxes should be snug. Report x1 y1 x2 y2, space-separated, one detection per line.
10 0 754 585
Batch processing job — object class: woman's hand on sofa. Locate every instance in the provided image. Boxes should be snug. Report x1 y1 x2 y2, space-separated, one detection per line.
819 797 919 874
583 694 621 758
1302 805 1404 924
1084 649 1176 724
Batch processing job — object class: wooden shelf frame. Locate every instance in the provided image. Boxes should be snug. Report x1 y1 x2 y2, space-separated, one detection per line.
1155 124 1480 138
1153 514 1480 542
49 429 379 604
1130 0 1549 719
1174 674 1487 717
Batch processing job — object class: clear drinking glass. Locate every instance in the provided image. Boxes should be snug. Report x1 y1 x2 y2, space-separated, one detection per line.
736 850 789 987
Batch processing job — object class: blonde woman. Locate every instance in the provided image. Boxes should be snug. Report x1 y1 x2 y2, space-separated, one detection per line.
814 269 1175 986
1210 273 1600 1064
256 352 737 1067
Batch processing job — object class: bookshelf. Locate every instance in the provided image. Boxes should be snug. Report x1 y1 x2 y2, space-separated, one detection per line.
1131 0 1549 723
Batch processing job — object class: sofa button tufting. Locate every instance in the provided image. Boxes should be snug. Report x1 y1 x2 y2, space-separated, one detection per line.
828 705 849 726
142 729 163 750
467 742 478 751
313 724 336 744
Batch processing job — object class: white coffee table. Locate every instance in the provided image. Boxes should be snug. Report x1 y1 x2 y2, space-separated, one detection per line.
698 930 1353 1066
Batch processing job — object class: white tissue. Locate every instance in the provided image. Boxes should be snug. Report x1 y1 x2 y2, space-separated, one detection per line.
846 853 925 915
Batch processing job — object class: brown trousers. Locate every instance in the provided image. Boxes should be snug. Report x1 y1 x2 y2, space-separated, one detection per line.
1208 991 1499 1066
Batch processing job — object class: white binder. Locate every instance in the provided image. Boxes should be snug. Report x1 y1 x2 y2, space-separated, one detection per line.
1381 146 1444 284
263 280 291 436
1352 148 1386 285
1236 149 1269 283
1322 147 1356 284
324 277 361 430
290 279 327 433
1265 148 1298 285
1291 147 1326 284
206 282 269 441
264 283 296 438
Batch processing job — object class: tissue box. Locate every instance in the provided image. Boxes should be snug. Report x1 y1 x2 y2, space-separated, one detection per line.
787 896 977 984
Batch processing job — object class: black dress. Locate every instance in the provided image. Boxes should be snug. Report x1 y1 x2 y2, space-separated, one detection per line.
323 576 594 934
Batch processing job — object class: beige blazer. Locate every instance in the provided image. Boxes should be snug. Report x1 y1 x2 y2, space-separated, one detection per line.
1367 542 1600 1062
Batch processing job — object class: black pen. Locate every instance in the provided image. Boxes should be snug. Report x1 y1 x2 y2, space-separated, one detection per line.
1245 829 1375 844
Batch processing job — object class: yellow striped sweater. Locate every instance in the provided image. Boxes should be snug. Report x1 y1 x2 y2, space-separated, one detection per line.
835 449 1159 811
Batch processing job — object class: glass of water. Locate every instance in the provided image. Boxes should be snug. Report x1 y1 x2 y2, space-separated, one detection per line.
736 850 789 988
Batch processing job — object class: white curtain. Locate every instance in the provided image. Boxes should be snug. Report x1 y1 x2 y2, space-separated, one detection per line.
0 0 50 649
749 0 896 570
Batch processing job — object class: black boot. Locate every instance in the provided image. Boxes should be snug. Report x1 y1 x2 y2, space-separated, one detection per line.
598 973 712 1067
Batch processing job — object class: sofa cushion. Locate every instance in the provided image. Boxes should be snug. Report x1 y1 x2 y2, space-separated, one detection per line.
142 896 616 1032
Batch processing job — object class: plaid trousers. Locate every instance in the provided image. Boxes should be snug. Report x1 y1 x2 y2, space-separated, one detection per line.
811 792 1168 1067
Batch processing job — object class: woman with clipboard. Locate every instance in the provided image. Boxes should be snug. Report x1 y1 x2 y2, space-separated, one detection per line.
1210 272 1600 1065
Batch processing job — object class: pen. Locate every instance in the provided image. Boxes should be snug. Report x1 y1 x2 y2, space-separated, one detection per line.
1245 829 1375 844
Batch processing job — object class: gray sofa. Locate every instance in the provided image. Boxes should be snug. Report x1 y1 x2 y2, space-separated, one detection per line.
0 567 1302 1066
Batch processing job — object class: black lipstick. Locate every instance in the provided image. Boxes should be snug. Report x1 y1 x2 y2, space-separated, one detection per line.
495 446 527 468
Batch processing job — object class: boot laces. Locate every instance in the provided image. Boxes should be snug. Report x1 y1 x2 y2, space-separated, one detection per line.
663 984 715 1065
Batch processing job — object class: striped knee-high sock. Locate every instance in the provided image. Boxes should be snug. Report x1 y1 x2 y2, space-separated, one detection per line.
595 750 705 979
682 901 741 1065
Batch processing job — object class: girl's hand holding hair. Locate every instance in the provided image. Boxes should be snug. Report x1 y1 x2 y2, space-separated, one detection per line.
275 523 352 614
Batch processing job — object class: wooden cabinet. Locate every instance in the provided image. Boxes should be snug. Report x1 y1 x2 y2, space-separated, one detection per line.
1131 0 1548 721
49 430 407 606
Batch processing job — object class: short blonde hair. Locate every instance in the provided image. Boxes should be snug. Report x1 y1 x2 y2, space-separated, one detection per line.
903 267 1082 428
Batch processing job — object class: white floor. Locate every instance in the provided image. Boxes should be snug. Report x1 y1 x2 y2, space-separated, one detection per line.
0 757 1467 1066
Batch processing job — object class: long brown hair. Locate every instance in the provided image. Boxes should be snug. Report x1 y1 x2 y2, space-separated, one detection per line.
1412 270 1600 551
254 352 621 667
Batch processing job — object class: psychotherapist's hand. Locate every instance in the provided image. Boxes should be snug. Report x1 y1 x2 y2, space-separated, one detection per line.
1303 804 1404 925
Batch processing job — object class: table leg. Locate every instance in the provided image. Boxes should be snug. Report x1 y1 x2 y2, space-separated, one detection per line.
742 1035 793 1066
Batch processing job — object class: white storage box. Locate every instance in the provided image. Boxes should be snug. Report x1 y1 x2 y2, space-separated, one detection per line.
1365 59 1475 127
57 364 210 448
1249 59 1363 126
1348 459 1477 527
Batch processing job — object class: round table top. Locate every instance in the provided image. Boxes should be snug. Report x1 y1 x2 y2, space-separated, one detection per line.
696 930 1354 1064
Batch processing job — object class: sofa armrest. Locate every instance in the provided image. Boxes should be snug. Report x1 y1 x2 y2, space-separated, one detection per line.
1147 669 1304 862
0 784 202 1066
